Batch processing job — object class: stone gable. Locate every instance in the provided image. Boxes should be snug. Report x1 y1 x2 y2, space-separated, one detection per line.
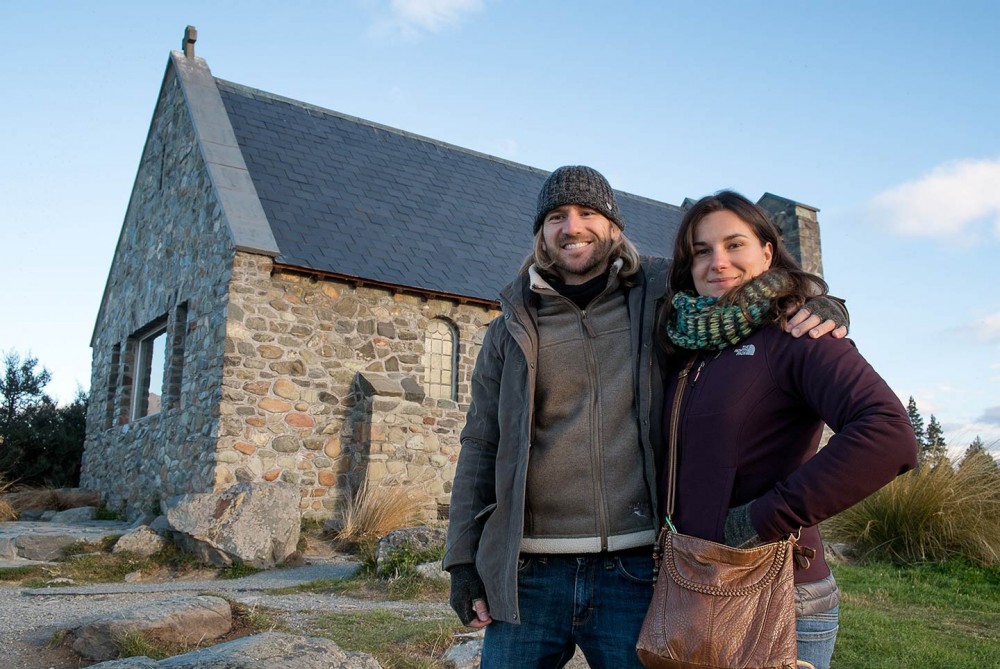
83 66 234 516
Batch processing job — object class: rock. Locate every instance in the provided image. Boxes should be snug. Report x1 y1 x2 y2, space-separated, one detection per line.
441 635 483 669
128 511 160 529
164 482 300 568
0 537 16 559
17 510 45 521
86 657 161 668
149 514 172 534
50 506 99 523
375 526 447 577
113 525 169 557
154 631 382 668
416 560 449 583
14 534 81 561
824 542 854 564
72 595 232 661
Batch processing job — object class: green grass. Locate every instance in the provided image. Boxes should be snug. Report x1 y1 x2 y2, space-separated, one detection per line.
217 561 263 580
269 570 448 601
0 565 46 581
831 559 1000 668
0 542 210 588
115 629 170 660
95 504 127 521
310 609 463 669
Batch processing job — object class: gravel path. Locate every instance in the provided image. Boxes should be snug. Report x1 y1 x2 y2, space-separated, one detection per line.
0 558 451 669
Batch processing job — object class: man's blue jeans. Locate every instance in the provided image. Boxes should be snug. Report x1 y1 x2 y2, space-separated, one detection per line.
796 604 839 669
481 551 655 669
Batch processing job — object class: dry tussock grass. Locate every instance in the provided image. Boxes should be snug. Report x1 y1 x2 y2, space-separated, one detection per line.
0 487 100 514
334 479 426 547
0 477 16 521
825 454 1000 565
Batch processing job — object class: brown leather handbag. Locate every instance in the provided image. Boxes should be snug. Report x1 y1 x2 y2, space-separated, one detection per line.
636 358 801 669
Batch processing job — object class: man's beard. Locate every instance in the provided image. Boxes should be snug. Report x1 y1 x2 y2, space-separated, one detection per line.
549 235 616 280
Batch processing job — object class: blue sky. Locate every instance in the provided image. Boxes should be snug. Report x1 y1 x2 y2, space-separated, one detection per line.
1 1 998 456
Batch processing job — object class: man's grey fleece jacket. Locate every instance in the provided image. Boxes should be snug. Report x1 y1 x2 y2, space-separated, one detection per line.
442 256 670 624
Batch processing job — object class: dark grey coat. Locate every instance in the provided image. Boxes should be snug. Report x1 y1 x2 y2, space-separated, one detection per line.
442 256 671 623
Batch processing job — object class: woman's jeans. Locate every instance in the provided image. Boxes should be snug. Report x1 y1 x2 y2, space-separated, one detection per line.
796 604 840 669
482 551 655 669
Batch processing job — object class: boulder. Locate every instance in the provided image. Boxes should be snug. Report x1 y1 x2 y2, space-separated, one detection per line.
113 525 169 557
14 534 81 561
50 506 98 523
72 595 232 661
155 632 382 668
416 560 449 583
164 482 300 568
375 526 446 577
441 634 483 669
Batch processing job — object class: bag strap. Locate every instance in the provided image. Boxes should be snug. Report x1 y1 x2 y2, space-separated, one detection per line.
664 356 698 523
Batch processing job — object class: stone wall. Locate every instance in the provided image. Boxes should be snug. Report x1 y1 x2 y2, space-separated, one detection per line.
344 373 467 522
218 253 498 518
82 66 234 516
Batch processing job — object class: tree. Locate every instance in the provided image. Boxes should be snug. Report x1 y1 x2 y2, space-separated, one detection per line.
0 351 52 474
906 396 928 452
906 396 926 448
960 436 999 473
923 414 948 466
0 351 86 487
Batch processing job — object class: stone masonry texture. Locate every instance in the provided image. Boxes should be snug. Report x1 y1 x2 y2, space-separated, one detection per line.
219 254 495 519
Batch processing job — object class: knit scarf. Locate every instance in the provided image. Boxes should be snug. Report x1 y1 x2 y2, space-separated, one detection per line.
666 270 794 351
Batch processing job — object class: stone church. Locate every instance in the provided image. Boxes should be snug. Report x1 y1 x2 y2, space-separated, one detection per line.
82 29 824 521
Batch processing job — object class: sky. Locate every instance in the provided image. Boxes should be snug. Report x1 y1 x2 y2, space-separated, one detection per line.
1 1 998 457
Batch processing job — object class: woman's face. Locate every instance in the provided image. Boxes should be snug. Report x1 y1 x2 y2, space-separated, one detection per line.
691 209 773 298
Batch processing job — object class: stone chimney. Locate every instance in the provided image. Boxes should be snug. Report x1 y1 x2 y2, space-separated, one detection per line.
757 193 824 277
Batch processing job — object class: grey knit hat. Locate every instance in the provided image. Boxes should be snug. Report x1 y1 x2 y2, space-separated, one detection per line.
534 165 625 233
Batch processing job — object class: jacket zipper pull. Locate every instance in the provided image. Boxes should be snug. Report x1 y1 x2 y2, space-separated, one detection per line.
690 359 706 386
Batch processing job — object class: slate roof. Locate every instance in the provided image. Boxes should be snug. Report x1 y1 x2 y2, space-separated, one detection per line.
216 80 683 303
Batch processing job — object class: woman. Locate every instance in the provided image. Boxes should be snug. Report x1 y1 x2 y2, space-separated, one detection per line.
659 191 918 669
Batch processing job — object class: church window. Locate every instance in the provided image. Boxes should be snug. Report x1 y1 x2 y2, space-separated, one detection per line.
423 319 457 400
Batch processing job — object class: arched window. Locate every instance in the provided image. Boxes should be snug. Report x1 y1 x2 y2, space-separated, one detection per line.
423 319 457 400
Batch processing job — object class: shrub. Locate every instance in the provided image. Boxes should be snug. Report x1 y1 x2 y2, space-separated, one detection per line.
824 455 1000 565
333 480 425 548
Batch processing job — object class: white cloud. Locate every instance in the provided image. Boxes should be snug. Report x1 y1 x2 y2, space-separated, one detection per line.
372 0 485 39
979 313 1000 344
871 157 1000 239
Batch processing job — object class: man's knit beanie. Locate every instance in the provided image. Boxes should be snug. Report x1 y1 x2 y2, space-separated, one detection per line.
533 165 625 233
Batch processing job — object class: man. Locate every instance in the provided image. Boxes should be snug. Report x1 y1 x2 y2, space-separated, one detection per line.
443 166 845 668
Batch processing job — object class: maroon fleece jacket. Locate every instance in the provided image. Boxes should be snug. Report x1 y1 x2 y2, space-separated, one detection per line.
663 325 917 583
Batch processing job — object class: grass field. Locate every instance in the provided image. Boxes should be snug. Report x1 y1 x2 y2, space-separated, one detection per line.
830 560 1000 668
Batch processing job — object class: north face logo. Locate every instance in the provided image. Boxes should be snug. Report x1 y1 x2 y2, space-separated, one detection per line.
734 344 756 356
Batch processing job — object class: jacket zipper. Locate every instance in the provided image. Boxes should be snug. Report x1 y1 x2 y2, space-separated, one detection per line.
580 307 610 550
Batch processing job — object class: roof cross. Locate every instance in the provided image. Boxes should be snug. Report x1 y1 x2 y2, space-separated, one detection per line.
183 25 197 59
